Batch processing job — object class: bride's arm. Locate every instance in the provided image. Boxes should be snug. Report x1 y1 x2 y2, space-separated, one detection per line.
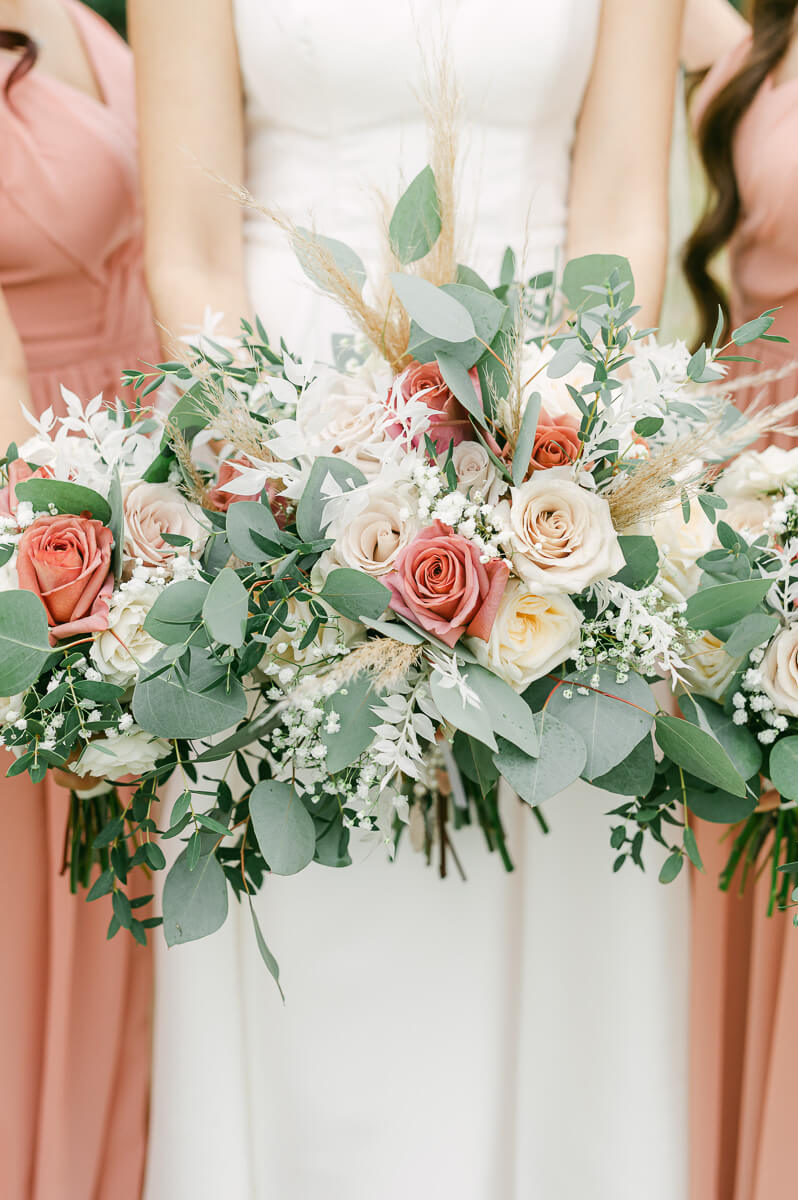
681 0 749 73
128 0 251 348
566 0 686 328
0 287 36 448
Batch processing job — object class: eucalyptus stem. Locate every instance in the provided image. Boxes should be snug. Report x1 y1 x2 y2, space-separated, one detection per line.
719 815 759 893
768 810 785 918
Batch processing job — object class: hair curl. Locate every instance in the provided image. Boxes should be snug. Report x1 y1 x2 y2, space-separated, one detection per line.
0 30 38 98
684 1 798 348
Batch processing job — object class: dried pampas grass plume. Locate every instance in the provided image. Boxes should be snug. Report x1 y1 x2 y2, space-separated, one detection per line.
166 422 211 506
321 638 422 690
417 45 461 288
607 422 721 530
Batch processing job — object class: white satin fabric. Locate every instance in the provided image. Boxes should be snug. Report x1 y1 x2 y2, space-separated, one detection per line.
145 4 689 1197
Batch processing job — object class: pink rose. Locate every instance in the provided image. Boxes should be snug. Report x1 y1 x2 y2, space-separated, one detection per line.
17 514 114 643
387 361 481 453
529 409 581 472
0 461 53 520
384 520 509 647
207 457 264 512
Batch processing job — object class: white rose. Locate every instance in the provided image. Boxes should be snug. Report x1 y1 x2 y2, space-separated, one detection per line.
124 482 207 570
90 579 162 687
294 364 391 474
501 476 624 594
680 633 742 702
469 579 582 689
320 484 419 579
717 446 798 503
760 627 798 717
652 502 715 606
724 496 772 539
74 727 170 779
451 441 504 505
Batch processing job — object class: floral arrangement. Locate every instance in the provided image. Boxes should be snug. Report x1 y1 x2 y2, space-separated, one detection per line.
625 442 798 913
1 104 792 979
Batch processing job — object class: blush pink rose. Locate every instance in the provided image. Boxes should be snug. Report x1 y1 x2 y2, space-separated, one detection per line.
384 519 510 647
387 361 481 453
17 514 114 643
0 461 54 520
206 457 264 512
529 409 581 472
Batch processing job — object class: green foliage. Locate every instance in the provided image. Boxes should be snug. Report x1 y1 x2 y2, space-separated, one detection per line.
493 711 586 806
406 283 505 368
0 591 53 694
546 667 655 781
84 0 127 37
249 780 316 875
132 647 247 739
390 273 476 343
162 848 229 946
14 478 111 525
388 166 442 264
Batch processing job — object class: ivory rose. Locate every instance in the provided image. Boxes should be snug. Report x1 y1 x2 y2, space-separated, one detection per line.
124 482 207 570
384 520 509 647
470 579 582 689
679 633 743 703
73 727 170 780
501 476 624 594
17 514 114 642
90 578 162 687
294 365 390 473
451 441 503 504
759 627 798 717
321 484 420 579
388 361 479 453
724 496 772 539
717 445 798 503
652 502 715 606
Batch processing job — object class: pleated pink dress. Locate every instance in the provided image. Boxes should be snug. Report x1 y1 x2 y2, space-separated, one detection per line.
0 4 159 1198
690 38 798 1200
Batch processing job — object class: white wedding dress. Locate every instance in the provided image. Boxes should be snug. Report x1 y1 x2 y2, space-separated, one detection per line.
145 4 689 1198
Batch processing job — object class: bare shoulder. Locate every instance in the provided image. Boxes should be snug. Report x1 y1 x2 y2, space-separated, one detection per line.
681 0 750 74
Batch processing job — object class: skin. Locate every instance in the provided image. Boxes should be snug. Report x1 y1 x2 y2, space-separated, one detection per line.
130 0 687 336
681 0 749 73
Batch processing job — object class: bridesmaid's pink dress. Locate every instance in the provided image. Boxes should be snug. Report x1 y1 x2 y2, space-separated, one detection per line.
690 39 798 1200
0 4 160 1197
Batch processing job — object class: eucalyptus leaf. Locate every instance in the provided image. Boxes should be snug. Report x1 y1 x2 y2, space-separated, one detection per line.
0 590 52 694
561 254 634 310
249 780 316 876
430 669 496 751
591 734 656 796
248 898 284 1000
322 674 379 772
512 392 541 486
14 478 111 525
493 711 586 806
685 787 756 823
226 500 282 562
143 579 209 646
436 352 486 428
162 849 228 946
685 578 772 631
296 457 367 543
461 663 539 755
613 536 660 590
723 612 779 658
294 227 367 293
388 165 442 264
319 568 391 623
678 694 762 781
390 273 476 342
768 736 798 801
655 714 747 796
133 646 247 739
108 470 124 581
202 568 248 648
405 283 505 367
546 667 656 780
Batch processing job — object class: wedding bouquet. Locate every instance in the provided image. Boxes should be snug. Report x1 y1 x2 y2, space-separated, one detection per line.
1 144 789 977
625 440 798 914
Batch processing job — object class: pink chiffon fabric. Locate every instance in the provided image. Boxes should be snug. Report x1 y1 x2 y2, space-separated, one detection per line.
0 3 159 1197
690 39 798 1200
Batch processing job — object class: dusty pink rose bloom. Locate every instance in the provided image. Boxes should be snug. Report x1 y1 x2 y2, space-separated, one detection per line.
384 520 509 647
0 461 54 520
17 514 114 643
529 409 582 471
387 361 481 453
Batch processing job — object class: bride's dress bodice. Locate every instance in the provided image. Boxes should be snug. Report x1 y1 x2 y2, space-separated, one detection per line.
233 0 601 355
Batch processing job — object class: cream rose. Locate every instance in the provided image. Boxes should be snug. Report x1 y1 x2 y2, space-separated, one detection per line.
717 446 798 503
759 627 798 717
124 482 207 570
451 441 504 505
724 496 772 539
73 727 170 779
294 365 390 472
680 633 743 703
652 501 715 606
501 476 624 594
90 579 162 687
320 484 420 580
469 578 582 689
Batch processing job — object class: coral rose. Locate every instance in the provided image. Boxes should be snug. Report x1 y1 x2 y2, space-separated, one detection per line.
529 409 581 471
384 520 509 648
17 513 114 643
207 457 263 512
388 361 479 453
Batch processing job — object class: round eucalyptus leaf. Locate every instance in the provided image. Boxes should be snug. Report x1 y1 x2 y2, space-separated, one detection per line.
162 849 229 946
249 780 316 876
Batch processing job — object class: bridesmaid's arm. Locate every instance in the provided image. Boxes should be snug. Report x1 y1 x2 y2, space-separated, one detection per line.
129 0 251 350
566 0 686 328
681 0 749 73
0 287 35 448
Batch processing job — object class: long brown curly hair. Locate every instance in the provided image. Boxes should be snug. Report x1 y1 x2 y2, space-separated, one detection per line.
0 30 38 98
684 1 798 347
